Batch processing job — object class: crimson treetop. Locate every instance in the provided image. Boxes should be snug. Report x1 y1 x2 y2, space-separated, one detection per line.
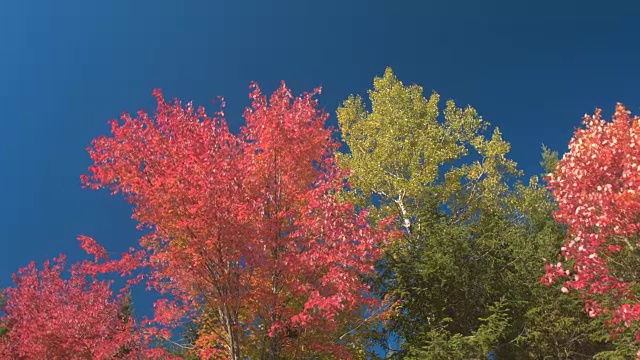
80 82 393 358
543 104 640 353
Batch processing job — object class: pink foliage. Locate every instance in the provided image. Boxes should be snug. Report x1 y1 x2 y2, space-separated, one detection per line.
0 255 140 359
79 82 394 357
544 104 640 352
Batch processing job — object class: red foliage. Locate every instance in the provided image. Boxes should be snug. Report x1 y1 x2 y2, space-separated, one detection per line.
80 82 393 357
543 104 640 350
0 255 141 359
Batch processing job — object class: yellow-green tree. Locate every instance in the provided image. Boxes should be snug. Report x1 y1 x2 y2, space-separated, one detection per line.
337 68 610 359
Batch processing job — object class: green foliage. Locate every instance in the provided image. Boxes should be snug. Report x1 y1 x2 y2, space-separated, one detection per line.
337 68 612 358
592 335 639 360
114 291 136 359
0 293 7 339
540 144 559 175
403 299 510 360
119 291 133 324
518 287 611 359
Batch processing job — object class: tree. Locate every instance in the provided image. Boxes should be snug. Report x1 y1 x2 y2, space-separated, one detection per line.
0 255 143 359
80 83 392 359
543 104 640 357
540 144 559 175
337 68 611 358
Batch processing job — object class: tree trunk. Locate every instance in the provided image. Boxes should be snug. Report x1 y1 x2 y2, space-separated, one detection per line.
395 194 412 234
219 305 241 360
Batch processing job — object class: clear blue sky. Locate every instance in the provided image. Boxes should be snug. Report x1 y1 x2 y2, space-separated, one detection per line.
0 0 638 325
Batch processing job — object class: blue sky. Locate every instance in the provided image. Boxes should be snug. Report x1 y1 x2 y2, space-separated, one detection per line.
1 0 639 337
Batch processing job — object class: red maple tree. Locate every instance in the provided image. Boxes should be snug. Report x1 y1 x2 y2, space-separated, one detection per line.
0 255 142 359
80 83 393 358
543 104 640 354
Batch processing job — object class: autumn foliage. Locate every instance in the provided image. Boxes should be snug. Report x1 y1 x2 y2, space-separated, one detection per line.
0 255 140 359
76 83 392 358
543 104 640 348
7 71 640 358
